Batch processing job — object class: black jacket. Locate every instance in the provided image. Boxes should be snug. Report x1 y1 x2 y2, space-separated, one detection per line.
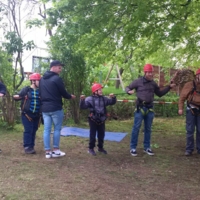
15 86 40 114
39 71 72 112
0 82 6 95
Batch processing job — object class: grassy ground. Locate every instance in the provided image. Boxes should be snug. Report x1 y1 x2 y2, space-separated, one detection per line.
0 116 200 200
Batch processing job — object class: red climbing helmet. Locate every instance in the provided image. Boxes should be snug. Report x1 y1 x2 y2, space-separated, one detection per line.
91 83 103 93
29 73 41 81
196 69 200 75
143 64 154 72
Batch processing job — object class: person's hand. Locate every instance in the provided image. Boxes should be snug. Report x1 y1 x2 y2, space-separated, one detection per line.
109 93 115 98
128 90 134 95
0 93 4 97
13 95 22 100
80 95 85 100
71 94 76 99
178 110 183 115
169 83 176 88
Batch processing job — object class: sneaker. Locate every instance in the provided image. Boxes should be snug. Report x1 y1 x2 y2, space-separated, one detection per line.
52 149 66 158
185 151 192 156
24 147 36 154
144 148 154 156
88 149 96 156
45 151 52 159
130 149 137 156
98 148 107 154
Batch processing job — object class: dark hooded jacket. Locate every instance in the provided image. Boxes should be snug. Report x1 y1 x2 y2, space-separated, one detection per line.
39 71 72 112
0 82 6 95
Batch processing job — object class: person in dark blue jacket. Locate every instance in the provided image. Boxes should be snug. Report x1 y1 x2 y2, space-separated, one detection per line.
13 73 41 154
80 83 116 156
39 60 76 159
0 82 6 97
0 80 6 153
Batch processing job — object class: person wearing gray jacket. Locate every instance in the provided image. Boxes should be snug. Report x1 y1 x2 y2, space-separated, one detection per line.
126 64 175 156
80 83 116 156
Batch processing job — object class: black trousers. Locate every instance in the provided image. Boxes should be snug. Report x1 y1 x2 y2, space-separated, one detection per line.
88 118 105 149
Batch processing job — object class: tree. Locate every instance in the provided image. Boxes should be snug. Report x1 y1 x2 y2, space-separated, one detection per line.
0 0 35 126
42 0 200 69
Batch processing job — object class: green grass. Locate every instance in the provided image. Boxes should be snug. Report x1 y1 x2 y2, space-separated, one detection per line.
0 116 199 200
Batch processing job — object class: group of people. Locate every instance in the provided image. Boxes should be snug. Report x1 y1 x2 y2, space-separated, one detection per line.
13 60 76 158
1 62 200 158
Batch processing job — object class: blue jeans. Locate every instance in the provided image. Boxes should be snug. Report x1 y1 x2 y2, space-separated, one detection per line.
22 113 40 148
42 110 64 151
130 107 154 150
186 109 200 153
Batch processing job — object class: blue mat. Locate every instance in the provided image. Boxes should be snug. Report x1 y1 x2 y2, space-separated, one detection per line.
60 127 127 142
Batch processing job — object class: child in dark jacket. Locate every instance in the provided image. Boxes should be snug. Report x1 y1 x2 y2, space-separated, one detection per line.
80 83 116 156
13 73 41 154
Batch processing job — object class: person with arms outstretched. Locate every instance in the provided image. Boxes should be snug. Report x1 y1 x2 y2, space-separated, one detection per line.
80 83 116 156
126 64 176 156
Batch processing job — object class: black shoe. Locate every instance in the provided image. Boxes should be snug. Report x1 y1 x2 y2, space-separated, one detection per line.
24 147 36 154
130 149 137 156
144 148 154 156
185 151 192 156
88 149 96 156
98 148 107 154
0 149 1 153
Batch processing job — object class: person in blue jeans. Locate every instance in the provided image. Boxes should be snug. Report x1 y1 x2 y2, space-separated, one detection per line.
125 64 176 156
0 80 7 153
39 60 76 159
13 73 41 154
178 69 200 156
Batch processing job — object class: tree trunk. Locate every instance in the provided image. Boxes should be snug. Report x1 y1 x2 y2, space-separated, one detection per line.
0 93 18 127
115 68 124 89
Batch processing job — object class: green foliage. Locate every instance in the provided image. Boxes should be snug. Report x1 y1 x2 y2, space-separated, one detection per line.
40 0 200 70
3 32 35 55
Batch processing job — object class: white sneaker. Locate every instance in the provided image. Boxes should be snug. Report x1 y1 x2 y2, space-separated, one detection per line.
45 151 52 159
52 150 66 158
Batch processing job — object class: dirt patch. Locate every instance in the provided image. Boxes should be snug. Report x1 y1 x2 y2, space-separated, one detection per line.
0 117 199 200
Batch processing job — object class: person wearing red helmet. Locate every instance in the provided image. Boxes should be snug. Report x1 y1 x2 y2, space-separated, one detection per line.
125 64 176 156
80 83 116 155
178 69 200 156
13 73 41 154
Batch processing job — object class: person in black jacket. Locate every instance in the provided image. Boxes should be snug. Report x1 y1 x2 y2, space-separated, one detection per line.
0 80 6 153
13 73 41 154
39 60 76 159
126 64 176 157
0 82 6 97
80 83 116 156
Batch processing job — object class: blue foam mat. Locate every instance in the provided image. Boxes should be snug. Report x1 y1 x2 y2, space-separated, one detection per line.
60 126 127 142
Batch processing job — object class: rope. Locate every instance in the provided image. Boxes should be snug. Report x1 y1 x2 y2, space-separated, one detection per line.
116 99 178 104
